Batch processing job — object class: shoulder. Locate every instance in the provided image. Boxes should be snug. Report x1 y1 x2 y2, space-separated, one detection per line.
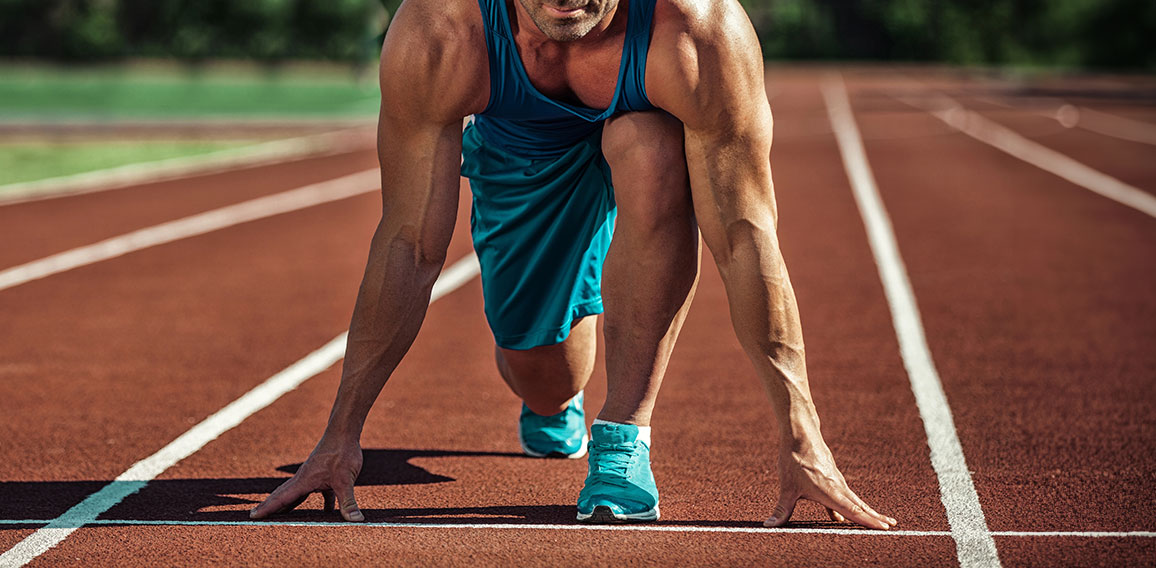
651 0 753 40
379 0 490 123
645 0 767 130
647 0 763 77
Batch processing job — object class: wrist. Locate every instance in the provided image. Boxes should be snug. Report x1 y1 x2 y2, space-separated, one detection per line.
778 407 824 451
322 411 365 446
323 384 375 443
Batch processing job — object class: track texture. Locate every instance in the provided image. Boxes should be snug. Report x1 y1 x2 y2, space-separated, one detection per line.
1 68 1153 566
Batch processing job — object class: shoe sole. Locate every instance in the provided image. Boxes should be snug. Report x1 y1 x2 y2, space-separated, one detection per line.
576 505 660 523
518 428 589 460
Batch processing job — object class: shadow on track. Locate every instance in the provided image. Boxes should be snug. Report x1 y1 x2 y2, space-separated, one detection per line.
0 448 525 522
0 448 861 529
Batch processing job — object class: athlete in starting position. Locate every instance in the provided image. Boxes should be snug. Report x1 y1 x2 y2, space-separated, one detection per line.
252 0 896 528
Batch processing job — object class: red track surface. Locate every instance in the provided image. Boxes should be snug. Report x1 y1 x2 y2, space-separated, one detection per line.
2 68 1153 566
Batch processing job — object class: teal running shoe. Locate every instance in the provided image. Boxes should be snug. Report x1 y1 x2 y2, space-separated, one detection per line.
518 392 588 459
576 422 660 523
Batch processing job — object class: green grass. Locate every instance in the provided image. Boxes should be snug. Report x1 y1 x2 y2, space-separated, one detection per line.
0 141 252 186
0 64 381 119
0 64 377 194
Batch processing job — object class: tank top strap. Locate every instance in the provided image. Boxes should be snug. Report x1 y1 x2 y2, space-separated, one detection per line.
475 0 513 114
616 0 657 113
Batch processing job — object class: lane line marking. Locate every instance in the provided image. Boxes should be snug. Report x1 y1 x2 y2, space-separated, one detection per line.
0 128 374 206
897 94 1156 220
0 519 1152 539
0 253 481 568
975 94 1156 146
822 74 1002 568
991 530 1156 538
0 168 380 292
1066 106 1156 146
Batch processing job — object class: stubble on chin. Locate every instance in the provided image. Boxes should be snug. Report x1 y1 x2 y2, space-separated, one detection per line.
520 0 614 42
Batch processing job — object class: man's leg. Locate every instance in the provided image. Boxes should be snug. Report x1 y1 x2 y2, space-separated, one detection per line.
494 316 597 416
576 111 699 522
495 317 597 458
598 111 700 426
464 121 614 458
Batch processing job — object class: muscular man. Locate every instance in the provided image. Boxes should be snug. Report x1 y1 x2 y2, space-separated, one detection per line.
252 0 896 529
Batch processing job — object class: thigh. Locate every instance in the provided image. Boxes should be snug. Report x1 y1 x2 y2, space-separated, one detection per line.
498 316 598 388
601 111 693 227
463 123 616 350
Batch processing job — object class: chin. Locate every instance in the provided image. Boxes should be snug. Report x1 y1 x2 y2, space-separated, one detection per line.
542 24 590 42
526 0 611 42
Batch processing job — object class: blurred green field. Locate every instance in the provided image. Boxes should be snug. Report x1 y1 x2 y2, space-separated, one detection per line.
0 140 252 187
0 64 376 188
0 64 380 119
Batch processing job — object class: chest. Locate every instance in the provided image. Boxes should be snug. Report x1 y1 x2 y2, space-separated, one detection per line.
514 34 625 110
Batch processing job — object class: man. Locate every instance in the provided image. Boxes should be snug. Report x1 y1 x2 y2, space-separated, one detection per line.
252 0 896 529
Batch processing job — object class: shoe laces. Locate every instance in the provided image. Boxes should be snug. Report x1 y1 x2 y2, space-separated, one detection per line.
592 442 638 479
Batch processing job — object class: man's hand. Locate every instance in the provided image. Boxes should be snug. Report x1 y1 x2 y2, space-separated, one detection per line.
765 444 897 530
250 438 365 522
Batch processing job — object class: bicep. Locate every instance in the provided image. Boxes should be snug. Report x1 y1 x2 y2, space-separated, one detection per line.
371 0 485 262
375 61 465 264
680 72 778 265
650 0 779 261
684 120 777 267
375 114 463 264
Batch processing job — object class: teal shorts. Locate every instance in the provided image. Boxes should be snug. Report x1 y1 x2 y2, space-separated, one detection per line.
460 122 616 350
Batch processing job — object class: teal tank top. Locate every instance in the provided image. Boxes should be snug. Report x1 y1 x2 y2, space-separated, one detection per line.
473 0 657 159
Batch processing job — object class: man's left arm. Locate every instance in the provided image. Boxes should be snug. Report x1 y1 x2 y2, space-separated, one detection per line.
649 0 896 530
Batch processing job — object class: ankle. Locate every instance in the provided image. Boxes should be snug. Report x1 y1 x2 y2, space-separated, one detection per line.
592 419 652 447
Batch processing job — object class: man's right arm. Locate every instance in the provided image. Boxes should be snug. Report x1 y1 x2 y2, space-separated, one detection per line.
251 0 488 521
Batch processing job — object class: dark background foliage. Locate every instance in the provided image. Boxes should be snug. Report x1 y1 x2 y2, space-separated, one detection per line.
745 0 1154 69
0 0 1151 69
0 0 381 61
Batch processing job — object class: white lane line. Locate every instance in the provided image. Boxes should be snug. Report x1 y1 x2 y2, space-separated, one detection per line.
822 74 1002 568
991 530 1156 538
967 95 1156 146
0 253 481 568
0 519 1152 539
1062 106 1156 146
0 168 380 292
0 127 375 206
899 94 1156 220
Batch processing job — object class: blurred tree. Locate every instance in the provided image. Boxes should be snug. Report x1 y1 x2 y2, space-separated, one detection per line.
60 0 124 59
744 0 1153 70
232 0 293 61
747 0 841 59
294 0 378 60
1082 0 1156 69
0 0 124 59
0 0 1150 70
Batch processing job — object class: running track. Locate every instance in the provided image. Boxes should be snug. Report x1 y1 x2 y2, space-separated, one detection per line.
1 68 1153 566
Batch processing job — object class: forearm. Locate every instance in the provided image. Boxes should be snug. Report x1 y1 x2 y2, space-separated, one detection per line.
684 126 823 448
716 231 824 450
317 62 464 442
323 219 446 442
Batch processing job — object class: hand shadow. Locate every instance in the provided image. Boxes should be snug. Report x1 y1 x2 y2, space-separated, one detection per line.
0 448 522 522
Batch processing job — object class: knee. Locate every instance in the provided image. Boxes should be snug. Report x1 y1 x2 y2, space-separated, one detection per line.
517 376 580 415
523 392 578 416
496 344 587 415
602 111 684 161
602 112 693 227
